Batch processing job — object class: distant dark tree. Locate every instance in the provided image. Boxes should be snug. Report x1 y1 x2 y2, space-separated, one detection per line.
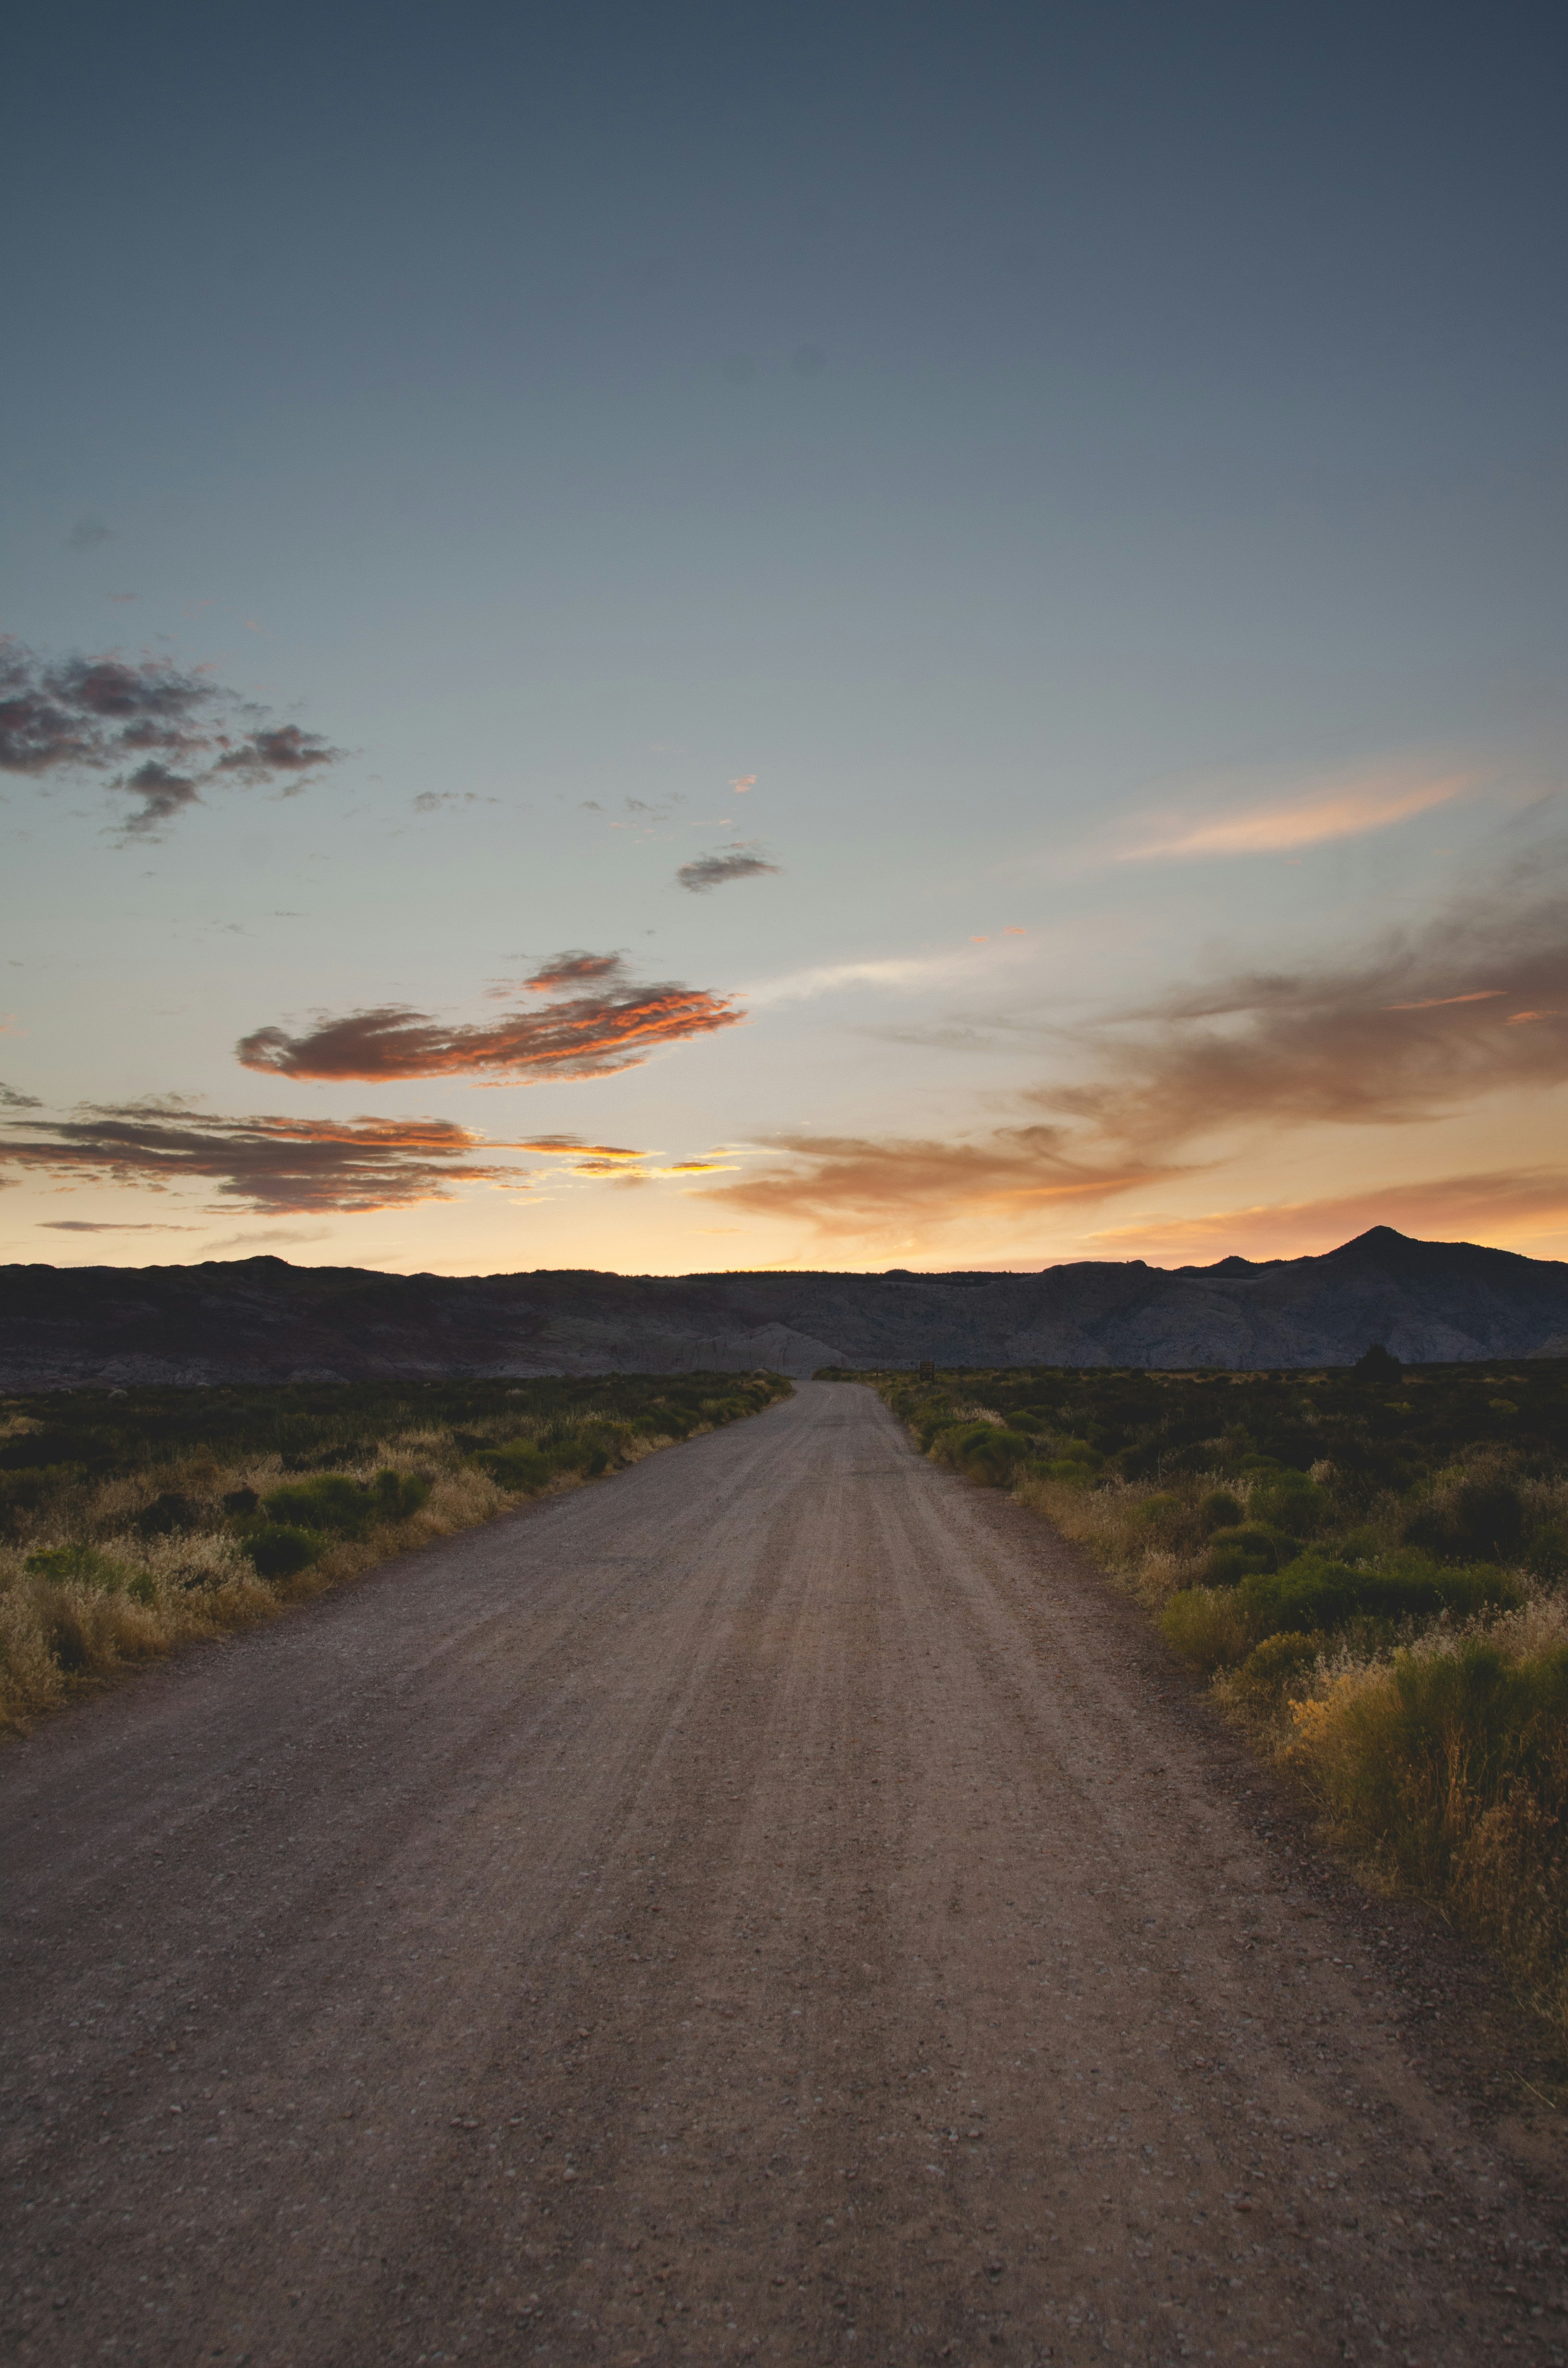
1353 1343 1403 1381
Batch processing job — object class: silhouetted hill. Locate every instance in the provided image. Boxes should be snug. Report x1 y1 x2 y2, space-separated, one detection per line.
3 1227 1567 1387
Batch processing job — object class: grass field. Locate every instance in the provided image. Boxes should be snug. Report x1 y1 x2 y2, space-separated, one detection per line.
0 1370 791 1729
847 1355 1568 2039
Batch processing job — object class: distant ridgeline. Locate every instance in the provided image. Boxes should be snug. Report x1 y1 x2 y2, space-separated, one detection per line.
3 1227 1567 1389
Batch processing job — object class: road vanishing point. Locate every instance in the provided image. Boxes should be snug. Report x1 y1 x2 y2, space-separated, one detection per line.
4 1381 1565 2364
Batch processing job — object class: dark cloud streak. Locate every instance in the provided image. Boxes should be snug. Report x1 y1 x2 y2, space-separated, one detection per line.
0 1107 516 1214
676 846 781 893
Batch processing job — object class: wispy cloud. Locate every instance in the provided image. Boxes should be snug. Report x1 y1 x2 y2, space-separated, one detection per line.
676 845 781 893
1384 989 1503 1011
0 638 344 835
712 1128 1170 1237
741 947 1008 1007
710 869 1568 1248
0 1081 41 1110
1054 882 1568 1147
1120 766 1478 861
0 1106 518 1214
236 952 744 1084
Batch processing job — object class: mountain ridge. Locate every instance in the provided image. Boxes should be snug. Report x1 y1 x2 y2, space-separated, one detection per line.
2 1226 1566 1386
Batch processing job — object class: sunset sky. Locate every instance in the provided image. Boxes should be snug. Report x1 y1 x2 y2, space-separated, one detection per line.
3 2 1567 1276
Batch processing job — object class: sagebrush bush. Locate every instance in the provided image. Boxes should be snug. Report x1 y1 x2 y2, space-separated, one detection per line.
1231 1629 1322 1711
1234 1550 1520 1642
476 1442 552 1492
259 1470 429 1537
242 1524 324 1580
1206 1524 1282 1584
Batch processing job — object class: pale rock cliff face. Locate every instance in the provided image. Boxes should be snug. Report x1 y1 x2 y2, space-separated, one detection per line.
1 1227 1565 1387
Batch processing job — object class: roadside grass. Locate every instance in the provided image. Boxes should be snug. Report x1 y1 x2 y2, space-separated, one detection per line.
837 1355 1568 2039
0 1371 790 1729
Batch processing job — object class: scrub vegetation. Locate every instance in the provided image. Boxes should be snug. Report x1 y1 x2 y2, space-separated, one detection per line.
847 1352 1568 2036
0 1370 789 1728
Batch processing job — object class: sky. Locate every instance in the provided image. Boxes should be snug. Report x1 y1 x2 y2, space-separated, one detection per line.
3 0 1567 1277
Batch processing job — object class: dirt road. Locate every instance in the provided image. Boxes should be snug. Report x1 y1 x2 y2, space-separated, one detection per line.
4 1381 1565 2366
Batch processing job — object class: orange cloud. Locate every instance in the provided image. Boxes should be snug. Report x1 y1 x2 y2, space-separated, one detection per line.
516 1134 644 1159
1058 889 1568 1146
236 953 744 1085
712 1127 1171 1237
1122 768 1477 861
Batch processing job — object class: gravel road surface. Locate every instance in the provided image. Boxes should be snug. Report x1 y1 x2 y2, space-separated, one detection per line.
4 1379 1566 2366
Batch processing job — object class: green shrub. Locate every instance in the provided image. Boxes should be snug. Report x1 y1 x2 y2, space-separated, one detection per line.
1237 1550 1519 1642
1234 1630 1322 1709
1251 1472 1328 1533
546 1433 613 1478
241 1524 324 1580
368 1469 431 1520
949 1426 1033 1484
476 1443 552 1492
646 1405 696 1439
258 1468 428 1537
1206 1524 1281 1584
261 1474 375 1536
1042 1456 1101 1486
1199 1488 1244 1532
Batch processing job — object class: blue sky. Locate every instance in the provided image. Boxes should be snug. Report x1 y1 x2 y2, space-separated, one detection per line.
4 1 1567 1272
